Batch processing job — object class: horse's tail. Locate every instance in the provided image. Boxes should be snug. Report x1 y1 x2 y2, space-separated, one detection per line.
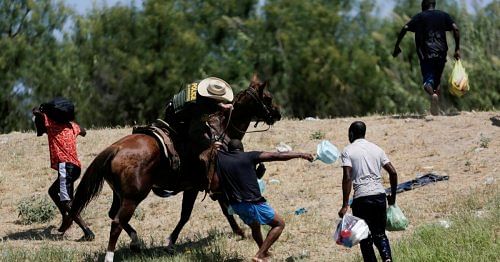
71 146 118 217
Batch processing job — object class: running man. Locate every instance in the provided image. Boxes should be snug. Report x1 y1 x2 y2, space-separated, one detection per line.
392 0 460 115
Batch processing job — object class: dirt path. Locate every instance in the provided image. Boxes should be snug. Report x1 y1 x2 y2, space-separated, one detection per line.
0 111 498 261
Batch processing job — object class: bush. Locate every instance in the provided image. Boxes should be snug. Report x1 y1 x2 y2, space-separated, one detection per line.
310 130 325 140
17 195 56 225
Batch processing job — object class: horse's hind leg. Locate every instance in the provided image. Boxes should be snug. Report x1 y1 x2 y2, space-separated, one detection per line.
105 198 140 262
218 198 245 238
108 192 120 220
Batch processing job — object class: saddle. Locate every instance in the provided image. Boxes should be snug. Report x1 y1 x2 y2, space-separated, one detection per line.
132 119 180 172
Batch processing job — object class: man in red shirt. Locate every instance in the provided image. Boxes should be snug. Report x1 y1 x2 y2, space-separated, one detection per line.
33 103 94 240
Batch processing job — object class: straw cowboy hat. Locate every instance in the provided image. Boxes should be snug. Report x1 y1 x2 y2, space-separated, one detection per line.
197 77 234 103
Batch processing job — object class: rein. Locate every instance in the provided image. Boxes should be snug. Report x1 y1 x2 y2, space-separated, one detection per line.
230 88 274 134
230 122 271 134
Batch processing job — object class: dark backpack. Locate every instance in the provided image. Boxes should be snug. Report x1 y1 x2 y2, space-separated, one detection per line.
39 97 75 124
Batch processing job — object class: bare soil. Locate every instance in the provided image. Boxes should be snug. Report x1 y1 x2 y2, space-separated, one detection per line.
0 111 498 261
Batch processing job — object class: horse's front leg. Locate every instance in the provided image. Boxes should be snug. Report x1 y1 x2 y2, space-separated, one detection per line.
217 198 245 238
167 189 198 248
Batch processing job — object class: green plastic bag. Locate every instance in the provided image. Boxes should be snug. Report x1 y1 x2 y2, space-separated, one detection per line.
448 59 469 97
386 204 409 231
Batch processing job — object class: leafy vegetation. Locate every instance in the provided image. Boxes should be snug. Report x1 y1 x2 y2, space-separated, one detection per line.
1 0 498 133
17 195 56 224
310 130 326 140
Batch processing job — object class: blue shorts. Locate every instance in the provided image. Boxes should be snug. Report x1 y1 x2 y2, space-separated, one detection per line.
230 202 275 225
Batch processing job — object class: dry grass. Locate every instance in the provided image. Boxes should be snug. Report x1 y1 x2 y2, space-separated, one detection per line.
0 111 499 261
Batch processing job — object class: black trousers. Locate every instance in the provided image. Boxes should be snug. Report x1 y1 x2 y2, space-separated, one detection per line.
352 193 392 262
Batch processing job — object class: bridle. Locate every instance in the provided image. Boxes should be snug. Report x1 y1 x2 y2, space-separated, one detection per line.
231 87 275 134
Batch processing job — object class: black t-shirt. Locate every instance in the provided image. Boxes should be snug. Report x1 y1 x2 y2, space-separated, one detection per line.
406 10 455 61
217 150 265 204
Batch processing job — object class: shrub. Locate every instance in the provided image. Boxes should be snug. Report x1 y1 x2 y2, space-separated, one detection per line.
479 134 491 148
17 195 56 224
310 130 325 140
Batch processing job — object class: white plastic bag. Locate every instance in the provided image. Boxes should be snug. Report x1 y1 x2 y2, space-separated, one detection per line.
333 214 370 248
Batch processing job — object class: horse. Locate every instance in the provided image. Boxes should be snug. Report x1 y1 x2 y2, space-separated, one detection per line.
65 75 281 261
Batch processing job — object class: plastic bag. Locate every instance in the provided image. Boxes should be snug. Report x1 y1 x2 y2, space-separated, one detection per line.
257 179 266 194
316 140 340 164
386 204 409 231
448 59 469 97
333 214 370 248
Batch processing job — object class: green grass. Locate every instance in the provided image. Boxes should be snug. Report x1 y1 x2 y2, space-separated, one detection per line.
0 245 96 261
0 229 243 262
355 189 499 262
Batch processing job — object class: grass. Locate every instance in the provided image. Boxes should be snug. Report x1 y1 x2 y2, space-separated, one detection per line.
0 245 95 261
354 187 499 262
0 229 243 262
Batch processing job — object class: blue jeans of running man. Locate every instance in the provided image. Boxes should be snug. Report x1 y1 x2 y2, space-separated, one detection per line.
230 201 275 225
352 193 392 262
419 58 446 93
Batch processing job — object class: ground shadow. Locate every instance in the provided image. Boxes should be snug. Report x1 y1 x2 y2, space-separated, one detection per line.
1 225 63 241
91 231 244 262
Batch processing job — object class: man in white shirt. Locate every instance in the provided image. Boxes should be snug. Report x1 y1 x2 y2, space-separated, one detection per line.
338 121 398 262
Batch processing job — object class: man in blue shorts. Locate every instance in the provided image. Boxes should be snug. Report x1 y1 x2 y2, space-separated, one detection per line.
392 0 460 115
217 139 314 262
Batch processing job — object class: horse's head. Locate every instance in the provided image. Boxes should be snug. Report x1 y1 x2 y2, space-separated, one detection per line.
234 74 281 125
205 110 230 145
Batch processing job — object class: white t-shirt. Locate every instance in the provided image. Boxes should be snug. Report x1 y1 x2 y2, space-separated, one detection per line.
341 139 390 199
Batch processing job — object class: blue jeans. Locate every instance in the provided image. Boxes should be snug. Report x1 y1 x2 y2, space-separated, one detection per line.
420 58 446 92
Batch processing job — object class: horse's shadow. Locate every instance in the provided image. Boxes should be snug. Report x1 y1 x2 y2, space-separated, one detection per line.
95 231 244 262
1 225 64 241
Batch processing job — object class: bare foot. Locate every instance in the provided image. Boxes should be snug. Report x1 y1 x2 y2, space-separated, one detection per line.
430 94 439 116
252 254 271 262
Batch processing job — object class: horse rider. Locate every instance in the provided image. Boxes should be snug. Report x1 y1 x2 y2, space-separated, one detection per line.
164 77 234 186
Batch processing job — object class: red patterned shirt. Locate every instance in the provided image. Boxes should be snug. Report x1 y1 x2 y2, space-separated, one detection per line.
43 114 82 170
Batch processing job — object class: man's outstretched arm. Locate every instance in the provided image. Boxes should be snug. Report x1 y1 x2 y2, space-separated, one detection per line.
393 25 409 57
257 152 314 163
383 162 398 205
452 23 460 60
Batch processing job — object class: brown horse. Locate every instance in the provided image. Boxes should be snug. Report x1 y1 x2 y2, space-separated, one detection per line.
65 76 281 261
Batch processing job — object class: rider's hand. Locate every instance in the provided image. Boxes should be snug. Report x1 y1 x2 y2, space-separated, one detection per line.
392 46 401 57
454 49 461 60
218 103 233 111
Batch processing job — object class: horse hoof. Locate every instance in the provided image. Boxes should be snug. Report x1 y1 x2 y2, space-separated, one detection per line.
130 242 141 253
80 230 95 242
165 245 175 255
58 216 73 233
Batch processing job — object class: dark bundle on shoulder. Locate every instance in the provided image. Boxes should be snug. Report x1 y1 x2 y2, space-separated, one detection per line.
39 97 75 124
